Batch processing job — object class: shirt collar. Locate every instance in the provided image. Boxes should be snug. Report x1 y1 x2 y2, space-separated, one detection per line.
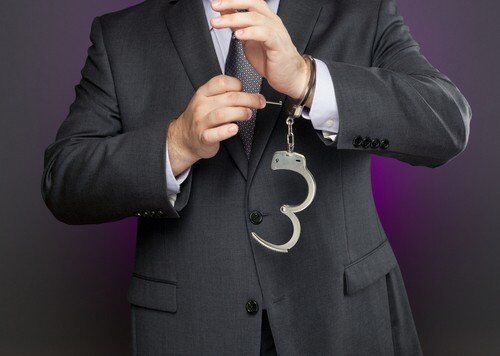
202 0 219 30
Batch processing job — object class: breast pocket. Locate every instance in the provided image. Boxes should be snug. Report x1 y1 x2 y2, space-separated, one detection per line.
343 239 398 295
127 273 178 313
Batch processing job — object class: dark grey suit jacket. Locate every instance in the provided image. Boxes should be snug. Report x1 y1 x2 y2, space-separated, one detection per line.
42 0 471 354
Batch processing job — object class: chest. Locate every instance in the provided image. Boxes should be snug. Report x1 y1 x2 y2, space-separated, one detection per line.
106 3 374 131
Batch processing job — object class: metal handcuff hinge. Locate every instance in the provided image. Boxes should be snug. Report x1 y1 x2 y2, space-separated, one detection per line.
251 56 318 253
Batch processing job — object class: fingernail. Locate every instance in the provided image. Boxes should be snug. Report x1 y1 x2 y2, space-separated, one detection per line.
235 29 244 37
212 17 222 24
211 0 221 7
229 125 238 133
260 96 267 108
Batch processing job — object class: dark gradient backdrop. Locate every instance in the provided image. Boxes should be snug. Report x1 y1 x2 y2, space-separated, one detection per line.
1 0 498 355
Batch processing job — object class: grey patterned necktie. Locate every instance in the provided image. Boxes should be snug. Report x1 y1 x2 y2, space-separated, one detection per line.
224 33 263 157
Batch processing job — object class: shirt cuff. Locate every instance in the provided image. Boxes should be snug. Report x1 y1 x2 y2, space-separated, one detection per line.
302 58 339 141
165 139 191 205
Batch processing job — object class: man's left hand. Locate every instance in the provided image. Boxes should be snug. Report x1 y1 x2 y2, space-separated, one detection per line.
210 0 310 100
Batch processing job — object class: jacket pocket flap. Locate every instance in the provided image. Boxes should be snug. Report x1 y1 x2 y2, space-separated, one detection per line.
344 239 397 295
127 274 177 313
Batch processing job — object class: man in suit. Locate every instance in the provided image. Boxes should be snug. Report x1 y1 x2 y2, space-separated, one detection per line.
42 0 471 354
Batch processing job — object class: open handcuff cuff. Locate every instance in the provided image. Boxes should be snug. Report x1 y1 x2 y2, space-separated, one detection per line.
251 55 318 253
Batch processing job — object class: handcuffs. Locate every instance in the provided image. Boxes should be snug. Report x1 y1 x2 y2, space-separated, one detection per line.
251 55 318 253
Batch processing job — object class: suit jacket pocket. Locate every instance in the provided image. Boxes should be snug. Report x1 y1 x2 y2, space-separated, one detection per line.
127 273 178 313
344 239 398 295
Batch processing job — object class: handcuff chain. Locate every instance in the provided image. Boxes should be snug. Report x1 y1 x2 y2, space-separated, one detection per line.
286 104 304 153
284 54 316 153
286 116 295 153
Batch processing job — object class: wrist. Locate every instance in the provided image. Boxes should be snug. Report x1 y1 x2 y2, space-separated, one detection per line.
288 56 310 100
167 119 198 176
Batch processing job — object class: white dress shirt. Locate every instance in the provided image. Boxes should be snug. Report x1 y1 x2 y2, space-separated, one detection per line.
166 0 340 205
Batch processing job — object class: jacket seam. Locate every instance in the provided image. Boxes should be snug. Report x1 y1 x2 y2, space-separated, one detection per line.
369 0 384 66
131 306 138 355
339 151 352 263
375 213 385 245
95 16 122 116
385 274 398 354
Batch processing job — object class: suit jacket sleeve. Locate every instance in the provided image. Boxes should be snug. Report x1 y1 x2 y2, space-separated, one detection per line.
42 17 188 224
319 0 471 167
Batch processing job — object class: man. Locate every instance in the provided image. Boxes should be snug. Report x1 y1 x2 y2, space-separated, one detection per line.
42 0 471 354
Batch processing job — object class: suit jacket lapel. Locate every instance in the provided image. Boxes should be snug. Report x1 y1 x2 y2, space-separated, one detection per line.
165 0 249 179
247 0 324 185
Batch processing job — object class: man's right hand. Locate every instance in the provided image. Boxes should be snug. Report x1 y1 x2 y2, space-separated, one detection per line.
167 75 266 176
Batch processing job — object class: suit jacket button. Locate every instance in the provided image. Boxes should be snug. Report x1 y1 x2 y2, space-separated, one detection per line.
380 139 390 150
249 211 263 225
245 300 259 315
352 135 363 147
362 137 372 148
370 139 381 149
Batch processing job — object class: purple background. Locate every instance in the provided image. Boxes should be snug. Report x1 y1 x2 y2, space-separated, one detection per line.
1 0 499 354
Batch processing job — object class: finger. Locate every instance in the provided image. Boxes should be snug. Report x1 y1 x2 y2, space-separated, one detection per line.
198 75 243 97
234 25 280 49
211 11 268 30
211 0 275 19
211 91 266 110
206 107 253 128
201 123 239 144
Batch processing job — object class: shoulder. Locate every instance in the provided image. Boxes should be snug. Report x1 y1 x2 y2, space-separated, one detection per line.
95 0 171 38
331 0 383 13
318 0 384 28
